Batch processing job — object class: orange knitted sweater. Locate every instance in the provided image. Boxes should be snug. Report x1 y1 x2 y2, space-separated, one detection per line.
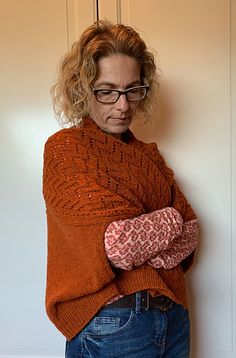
43 117 197 340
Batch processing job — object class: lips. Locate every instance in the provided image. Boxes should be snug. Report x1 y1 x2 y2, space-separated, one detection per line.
115 116 130 121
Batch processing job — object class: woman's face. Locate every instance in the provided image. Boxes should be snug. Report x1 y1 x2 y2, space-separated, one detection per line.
89 54 141 138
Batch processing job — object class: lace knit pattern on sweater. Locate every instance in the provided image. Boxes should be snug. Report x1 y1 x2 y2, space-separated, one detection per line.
43 117 197 339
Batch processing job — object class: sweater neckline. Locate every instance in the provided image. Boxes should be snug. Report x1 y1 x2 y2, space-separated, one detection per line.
79 117 135 145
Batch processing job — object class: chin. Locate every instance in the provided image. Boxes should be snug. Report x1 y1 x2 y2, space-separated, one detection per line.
112 126 129 134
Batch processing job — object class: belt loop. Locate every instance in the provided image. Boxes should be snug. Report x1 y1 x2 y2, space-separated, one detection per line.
135 291 142 314
146 291 150 310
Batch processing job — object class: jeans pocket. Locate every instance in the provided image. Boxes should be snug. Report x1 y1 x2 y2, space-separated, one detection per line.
84 308 135 337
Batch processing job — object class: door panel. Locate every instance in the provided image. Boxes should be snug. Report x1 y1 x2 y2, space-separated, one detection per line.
0 0 93 354
67 0 95 46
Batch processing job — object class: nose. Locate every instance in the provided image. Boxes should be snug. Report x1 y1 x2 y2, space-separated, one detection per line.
115 93 130 112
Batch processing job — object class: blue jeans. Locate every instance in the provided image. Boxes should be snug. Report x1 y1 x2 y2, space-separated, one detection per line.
65 295 190 357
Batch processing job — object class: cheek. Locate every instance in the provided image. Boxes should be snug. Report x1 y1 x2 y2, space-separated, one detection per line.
130 103 139 114
97 103 114 116
95 107 110 120
89 102 111 123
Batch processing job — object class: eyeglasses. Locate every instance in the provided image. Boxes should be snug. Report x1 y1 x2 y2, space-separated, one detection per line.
91 85 149 104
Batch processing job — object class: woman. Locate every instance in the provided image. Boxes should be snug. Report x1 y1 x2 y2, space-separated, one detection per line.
43 20 199 357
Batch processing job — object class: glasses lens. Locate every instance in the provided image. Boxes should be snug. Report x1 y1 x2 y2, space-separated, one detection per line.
94 86 148 103
127 87 147 101
96 90 118 103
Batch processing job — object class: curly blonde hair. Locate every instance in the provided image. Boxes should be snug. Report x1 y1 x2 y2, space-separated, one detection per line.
51 19 160 126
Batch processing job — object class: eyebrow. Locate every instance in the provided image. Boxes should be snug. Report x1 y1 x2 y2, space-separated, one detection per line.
94 80 142 89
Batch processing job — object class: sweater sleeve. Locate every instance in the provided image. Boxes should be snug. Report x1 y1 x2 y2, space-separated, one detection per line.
169 180 198 271
155 146 199 271
104 207 183 270
104 144 199 272
43 132 116 301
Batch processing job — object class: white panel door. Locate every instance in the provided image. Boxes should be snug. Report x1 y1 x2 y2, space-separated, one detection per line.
0 0 91 356
98 0 235 357
97 0 122 22
67 0 96 46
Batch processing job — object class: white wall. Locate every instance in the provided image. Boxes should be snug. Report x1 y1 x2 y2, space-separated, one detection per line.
0 0 67 356
0 0 235 357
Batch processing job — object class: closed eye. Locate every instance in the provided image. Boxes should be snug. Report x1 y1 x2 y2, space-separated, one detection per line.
99 89 114 95
128 88 140 93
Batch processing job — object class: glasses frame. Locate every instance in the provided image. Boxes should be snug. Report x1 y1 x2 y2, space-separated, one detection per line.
91 85 150 104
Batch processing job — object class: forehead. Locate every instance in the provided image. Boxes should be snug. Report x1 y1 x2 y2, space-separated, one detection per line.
95 54 141 86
